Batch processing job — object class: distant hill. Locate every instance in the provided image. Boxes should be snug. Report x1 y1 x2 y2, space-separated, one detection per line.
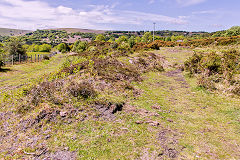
48 28 106 34
0 28 31 36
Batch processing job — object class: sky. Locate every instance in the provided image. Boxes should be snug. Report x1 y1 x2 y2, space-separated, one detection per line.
0 0 239 32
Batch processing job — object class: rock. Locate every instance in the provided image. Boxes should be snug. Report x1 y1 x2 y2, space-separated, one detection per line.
167 119 173 122
151 105 162 110
135 121 144 124
64 147 69 151
146 120 160 126
45 135 51 140
60 111 68 117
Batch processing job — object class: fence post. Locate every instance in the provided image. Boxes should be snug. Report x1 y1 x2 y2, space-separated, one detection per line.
35 54 36 62
19 54 21 63
31 55 32 62
38 55 39 62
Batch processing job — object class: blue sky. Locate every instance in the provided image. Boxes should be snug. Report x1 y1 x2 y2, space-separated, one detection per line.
0 0 239 32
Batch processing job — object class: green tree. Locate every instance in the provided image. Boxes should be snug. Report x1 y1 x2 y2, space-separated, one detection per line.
116 36 128 43
142 32 152 43
57 43 70 53
128 36 136 48
165 36 171 41
39 44 51 52
5 38 26 59
95 34 106 42
76 41 88 53
33 44 40 52
135 36 142 43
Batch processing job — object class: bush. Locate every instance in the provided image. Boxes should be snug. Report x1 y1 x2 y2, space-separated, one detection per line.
67 82 97 99
184 49 240 95
5 38 26 60
95 34 106 42
200 52 222 75
43 55 50 60
93 57 141 82
57 43 70 53
128 36 136 48
184 52 203 74
76 41 88 53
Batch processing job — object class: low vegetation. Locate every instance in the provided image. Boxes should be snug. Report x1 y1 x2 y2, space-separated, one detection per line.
1 27 240 159
184 49 240 95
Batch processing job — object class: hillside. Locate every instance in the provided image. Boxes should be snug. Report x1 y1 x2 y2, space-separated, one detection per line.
48 28 106 34
0 28 31 36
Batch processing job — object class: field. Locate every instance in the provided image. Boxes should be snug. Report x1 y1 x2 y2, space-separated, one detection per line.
1 45 240 159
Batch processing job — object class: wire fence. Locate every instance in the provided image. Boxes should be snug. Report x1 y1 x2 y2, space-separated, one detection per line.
3 52 57 65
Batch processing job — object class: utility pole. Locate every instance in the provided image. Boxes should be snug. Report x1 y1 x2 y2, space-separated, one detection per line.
153 22 156 42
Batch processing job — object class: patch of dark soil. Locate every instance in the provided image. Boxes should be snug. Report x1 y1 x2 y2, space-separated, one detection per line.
164 69 182 77
94 102 124 120
164 69 189 89
157 129 180 159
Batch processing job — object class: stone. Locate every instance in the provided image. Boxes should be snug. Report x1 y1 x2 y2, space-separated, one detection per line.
60 111 68 117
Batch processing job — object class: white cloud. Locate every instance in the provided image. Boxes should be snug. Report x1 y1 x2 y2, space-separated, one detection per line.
192 10 217 15
149 0 155 4
0 0 188 30
176 0 206 6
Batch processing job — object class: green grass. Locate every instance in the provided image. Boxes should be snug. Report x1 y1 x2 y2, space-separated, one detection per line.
1 46 240 159
0 54 66 101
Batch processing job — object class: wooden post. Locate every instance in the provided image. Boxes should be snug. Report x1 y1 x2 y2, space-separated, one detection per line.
19 54 21 63
12 55 14 65
35 54 36 62
38 55 39 62
31 55 32 62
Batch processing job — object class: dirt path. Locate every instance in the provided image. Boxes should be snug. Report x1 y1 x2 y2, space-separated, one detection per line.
148 49 240 159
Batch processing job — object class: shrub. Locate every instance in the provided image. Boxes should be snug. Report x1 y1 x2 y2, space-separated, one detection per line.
110 42 118 49
43 55 50 60
57 43 70 53
116 36 128 44
200 52 222 75
76 41 88 53
5 38 26 60
184 49 240 95
93 57 141 82
67 82 97 99
184 52 203 74
128 36 136 48
95 34 106 42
